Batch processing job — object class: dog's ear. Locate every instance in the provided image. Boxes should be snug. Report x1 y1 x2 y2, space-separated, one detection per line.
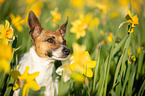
56 18 68 37
28 11 43 40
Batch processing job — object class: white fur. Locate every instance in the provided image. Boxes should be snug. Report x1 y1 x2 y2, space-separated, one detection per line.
13 46 58 96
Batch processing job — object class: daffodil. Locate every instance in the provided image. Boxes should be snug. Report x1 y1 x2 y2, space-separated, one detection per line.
26 0 35 4
86 0 97 7
110 12 119 18
128 53 136 64
9 13 25 32
50 8 61 27
71 0 84 7
70 15 88 39
119 0 141 12
0 40 13 73
0 0 5 4
12 66 40 96
70 43 96 77
107 33 113 43
85 13 100 31
100 31 113 44
96 3 108 15
0 20 14 40
26 1 43 22
125 8 139 34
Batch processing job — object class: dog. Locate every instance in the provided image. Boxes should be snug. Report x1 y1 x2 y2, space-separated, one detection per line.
13 11 70 96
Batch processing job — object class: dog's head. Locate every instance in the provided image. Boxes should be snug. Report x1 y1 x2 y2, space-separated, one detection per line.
28 11 70 60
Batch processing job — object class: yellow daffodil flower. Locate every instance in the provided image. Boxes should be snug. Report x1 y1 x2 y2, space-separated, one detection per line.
119 0 141 12
71 0 84 7
100 31 113 44
96 3 107 15
12 66 40 96
26 1 43 22
107 33 113 43
0 0 5 4
128 53 136 64
70 15 88 39
0 41 13 73
50 8 61 27
56 43 86 82
125 8 139 34
85 13 100 31
26 0 35 4
9 13 25 32
86 0 97 7
0 20 14 39
131 55 136 61
70 43 96 77
110 12 119 18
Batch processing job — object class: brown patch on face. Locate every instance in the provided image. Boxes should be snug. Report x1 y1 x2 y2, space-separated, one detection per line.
33 29 64 58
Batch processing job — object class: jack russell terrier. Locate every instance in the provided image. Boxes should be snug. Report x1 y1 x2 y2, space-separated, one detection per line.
13 11 70 96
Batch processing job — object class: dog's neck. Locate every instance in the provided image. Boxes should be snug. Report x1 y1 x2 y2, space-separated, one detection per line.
30 46 55 66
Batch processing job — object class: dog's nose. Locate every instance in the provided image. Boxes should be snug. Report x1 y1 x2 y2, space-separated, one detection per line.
63 47 70 55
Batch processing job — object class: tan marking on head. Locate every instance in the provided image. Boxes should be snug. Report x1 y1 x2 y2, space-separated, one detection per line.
33 29 64 58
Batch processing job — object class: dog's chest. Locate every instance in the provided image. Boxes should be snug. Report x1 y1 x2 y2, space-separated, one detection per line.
19 47 55 87
30 60 54 86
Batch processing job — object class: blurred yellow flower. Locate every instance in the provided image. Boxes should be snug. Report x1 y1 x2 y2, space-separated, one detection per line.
0 0 5 4
110 12 119 18
125 8 139 34
131 55 136 61
96 3 107 15
86 0 97 7
118 0 141 12
12 66 40 96
26 1 43 21
0 41 13 73
0 59 11 73
71 0 84 7
107 33 113 43
70 43 96 77
70 15 88 39
50 8 61 27
9 13 25 32
101 31 113 44
85 13 100 31
0 20 14 39
26 0 35 4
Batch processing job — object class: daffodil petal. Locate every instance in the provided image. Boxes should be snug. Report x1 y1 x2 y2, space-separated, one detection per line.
13 80 21 90
86 61 96 68
84 68 93 77
5 20 10 29
27 80 40 90
0 59 10 73
29 72 40 80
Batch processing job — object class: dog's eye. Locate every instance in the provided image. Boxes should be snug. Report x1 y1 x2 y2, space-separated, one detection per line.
63 40 66 45
47 38 55 43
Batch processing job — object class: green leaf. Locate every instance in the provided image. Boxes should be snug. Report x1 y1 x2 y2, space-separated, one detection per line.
111 35 128 58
